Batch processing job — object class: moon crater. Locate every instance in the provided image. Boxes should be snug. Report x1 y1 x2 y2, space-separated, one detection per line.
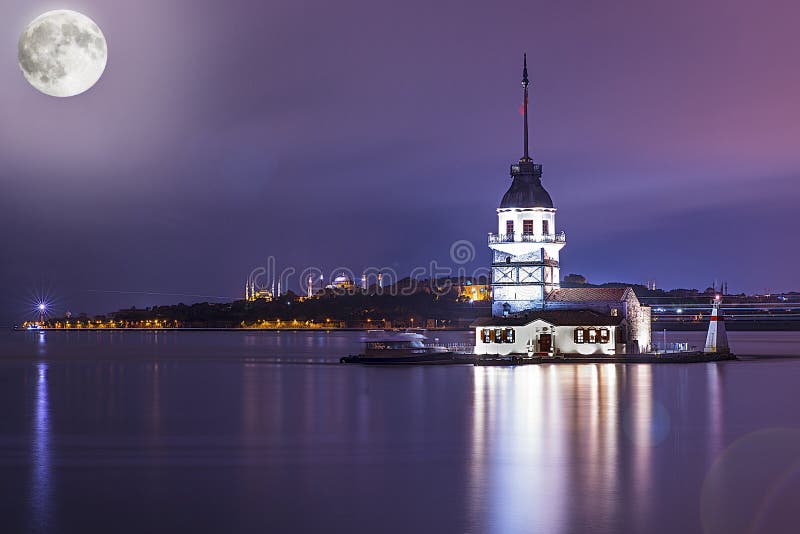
18 10 107 97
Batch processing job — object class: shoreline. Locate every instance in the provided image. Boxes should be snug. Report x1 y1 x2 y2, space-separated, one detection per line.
12 326 800 333
11 327 476 333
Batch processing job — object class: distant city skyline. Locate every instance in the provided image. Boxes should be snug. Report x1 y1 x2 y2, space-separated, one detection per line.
2 0 799 324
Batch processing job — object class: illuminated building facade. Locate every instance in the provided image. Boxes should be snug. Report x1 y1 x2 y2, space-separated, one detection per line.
477 57 651 355
490 54 564 317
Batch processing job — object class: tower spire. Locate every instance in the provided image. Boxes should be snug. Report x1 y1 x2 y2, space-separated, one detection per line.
521 53 531 162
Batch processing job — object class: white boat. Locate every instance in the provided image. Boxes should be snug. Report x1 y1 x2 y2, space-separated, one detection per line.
340 330 459 364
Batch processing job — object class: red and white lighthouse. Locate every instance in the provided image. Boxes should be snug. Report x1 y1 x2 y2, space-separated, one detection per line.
704 295 729 353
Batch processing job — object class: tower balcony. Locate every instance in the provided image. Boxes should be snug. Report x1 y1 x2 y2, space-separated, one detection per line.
488 231 566 245
510 162 542 176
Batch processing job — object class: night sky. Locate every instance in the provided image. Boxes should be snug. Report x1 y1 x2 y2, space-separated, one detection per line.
2 0 799 324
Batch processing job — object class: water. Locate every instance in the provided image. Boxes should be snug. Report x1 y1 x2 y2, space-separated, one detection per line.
1 330 800 533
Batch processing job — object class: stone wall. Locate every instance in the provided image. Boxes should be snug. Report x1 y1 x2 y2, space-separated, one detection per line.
623 290 651 353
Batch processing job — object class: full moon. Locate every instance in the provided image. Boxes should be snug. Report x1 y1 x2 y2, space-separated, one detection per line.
18 10 107 97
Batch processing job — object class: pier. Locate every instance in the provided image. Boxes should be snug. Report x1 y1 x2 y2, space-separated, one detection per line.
474 351 738 366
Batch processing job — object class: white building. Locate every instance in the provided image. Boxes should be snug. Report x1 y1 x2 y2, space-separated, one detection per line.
473 310 623 356
474 56 651 356
545 287 651 354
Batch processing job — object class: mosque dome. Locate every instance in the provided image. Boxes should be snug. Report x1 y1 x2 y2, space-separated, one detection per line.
332 273 353 288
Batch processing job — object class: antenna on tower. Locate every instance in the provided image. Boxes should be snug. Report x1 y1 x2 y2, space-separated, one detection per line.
521 53 531 162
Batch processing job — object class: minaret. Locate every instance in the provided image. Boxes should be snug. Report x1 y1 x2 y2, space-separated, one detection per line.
488 55 566 317
246 278 250 301
308 275 313 298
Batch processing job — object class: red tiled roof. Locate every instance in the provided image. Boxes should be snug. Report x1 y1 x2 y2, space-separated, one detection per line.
472 309 624 327
546 287 630 302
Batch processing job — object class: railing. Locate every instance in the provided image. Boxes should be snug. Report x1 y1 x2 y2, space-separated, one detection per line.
510 163 542 175
488 231 566 244
652 342 694 353
426 342 474 353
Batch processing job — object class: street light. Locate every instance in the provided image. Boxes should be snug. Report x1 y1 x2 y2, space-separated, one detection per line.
36 302 48 325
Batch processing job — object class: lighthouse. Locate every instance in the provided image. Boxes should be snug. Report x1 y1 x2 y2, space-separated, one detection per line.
704 295 730 353
489 54 565 317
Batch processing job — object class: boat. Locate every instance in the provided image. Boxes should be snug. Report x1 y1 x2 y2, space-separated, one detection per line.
340 330 462 365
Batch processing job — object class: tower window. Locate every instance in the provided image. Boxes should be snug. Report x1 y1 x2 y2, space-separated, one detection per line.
523 220 534 235
506 220 514 237
542 220 549 236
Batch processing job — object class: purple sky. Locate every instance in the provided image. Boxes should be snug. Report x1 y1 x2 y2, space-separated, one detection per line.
2 0 799 322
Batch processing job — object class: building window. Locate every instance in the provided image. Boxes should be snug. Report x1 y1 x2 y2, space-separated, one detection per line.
506 220 514 237
574 328 585 343
505 328 515 343
599 328 610 343
588 328 597 343
523 220 534 235
610 308 618 316
542 219 549 236
494 329 504 342
482 329 491 343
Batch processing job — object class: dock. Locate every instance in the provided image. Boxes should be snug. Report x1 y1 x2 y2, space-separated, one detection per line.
474 351 738 366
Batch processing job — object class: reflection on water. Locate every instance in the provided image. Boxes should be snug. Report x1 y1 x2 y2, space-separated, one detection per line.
31 361 51 533
2 331 799 533
707 364 724 464
469 363 727 533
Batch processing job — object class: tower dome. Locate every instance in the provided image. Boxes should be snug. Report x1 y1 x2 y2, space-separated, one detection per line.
500 161 553 208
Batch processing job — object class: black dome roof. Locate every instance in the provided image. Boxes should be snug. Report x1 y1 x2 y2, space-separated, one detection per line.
499 161 553 209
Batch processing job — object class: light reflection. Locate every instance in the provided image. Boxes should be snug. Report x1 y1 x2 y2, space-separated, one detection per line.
469 363 653 533
470 366 566 533
489 366 547 532
151 363 161 435
706 364 724 462
31 362 52 532
630 365 653 531
468 366 485 529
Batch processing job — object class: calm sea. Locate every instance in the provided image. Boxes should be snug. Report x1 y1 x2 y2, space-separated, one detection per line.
1 330 800 533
